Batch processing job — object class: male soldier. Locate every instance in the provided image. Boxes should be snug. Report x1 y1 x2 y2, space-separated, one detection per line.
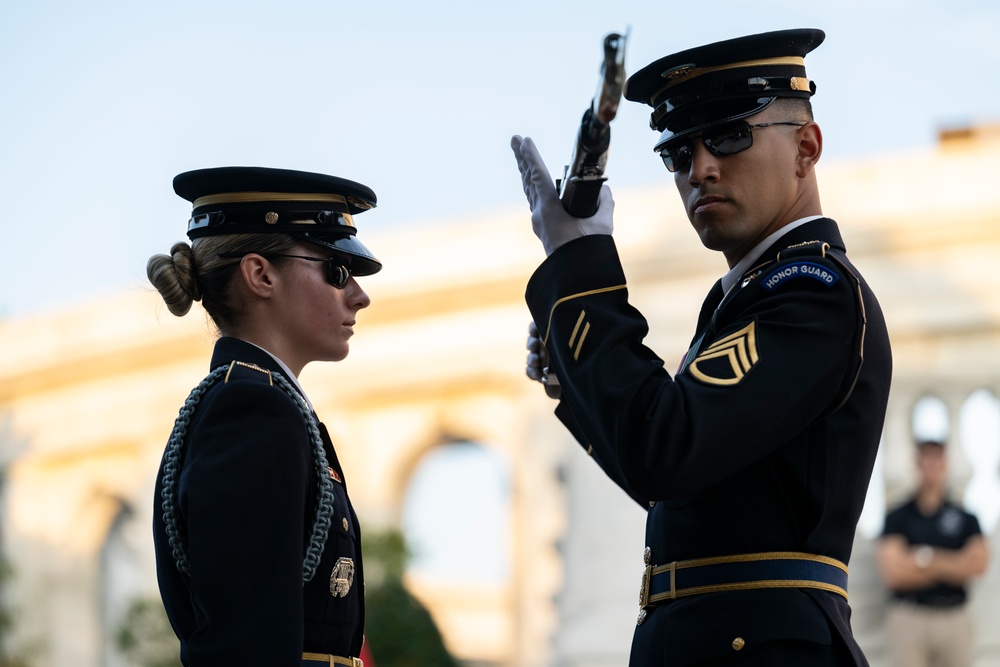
511 29 892 665
877 439 988 667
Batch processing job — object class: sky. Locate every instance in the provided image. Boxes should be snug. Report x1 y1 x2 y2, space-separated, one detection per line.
2 0 999 318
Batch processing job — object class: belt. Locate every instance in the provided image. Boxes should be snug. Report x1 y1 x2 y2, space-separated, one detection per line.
638 551 848 623
893 594 966 610
302 652 363 667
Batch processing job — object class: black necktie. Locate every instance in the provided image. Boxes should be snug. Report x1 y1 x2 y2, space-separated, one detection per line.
695 279 725 333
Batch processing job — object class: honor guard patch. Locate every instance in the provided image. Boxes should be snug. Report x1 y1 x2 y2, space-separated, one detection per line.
689 322 759 386
762 262 840 291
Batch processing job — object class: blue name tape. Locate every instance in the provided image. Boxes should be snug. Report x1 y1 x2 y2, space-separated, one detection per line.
762 261 839 291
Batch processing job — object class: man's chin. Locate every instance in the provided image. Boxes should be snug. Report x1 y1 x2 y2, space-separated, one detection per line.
695 228 731 253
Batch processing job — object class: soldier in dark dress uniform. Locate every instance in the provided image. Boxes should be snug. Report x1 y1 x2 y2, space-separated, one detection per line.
511 29 892 665
147 166 380 666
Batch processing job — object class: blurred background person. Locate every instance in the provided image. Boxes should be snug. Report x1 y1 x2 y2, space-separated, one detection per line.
877 438 989 667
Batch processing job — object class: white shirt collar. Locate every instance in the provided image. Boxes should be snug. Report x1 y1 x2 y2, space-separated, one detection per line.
720 215 824 295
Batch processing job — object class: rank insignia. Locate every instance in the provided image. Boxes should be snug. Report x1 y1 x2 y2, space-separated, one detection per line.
568 309 591 361
330 557 355 598
689 322 759 386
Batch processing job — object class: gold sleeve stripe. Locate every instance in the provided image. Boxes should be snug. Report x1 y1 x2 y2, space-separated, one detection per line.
573 322 591 361
542 284 627 345
570 311 587 347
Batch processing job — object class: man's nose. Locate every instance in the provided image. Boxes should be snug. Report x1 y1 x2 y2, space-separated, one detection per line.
687 141 721 184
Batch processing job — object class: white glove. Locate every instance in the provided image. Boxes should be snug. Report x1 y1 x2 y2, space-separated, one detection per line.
511 135 614 255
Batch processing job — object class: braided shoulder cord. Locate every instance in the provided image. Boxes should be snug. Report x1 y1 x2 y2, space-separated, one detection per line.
159 364 335 583
270 371 335 582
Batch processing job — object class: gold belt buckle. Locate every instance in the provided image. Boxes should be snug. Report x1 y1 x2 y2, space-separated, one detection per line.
302 653 363 667
639 564 652 609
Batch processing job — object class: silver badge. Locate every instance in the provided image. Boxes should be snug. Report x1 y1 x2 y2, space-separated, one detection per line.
330 557 355 598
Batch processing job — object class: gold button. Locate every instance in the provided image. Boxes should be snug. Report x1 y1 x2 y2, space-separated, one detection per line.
643 547 652 565
342 518 349 531
732 637 745 651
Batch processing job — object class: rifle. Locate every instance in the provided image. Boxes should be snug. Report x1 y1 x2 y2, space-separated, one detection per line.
556 30 629 218
540 30 628 396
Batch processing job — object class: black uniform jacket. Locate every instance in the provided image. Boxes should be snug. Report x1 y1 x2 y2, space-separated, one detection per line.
153 337 364 665
525 219 891 666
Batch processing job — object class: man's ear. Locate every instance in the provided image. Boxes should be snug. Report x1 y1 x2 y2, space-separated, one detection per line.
238 254 278 299
796 121 823 177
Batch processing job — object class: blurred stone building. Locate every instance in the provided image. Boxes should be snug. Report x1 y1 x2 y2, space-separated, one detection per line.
1 124 999 666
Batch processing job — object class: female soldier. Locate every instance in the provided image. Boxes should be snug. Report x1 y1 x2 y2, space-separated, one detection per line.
148 166 380 666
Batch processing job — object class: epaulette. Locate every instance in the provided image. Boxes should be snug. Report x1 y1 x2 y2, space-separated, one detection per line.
777 239 829 260
224 360 273 385
754 240 842 292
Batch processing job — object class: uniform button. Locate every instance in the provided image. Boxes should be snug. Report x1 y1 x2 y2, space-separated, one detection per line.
649 500 656 508
643 547 652 565
342 518 349 532
732 637 745 651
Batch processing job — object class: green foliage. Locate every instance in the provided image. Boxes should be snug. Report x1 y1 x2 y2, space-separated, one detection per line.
116 597 181 667
362 527 459 667
0 559 32 667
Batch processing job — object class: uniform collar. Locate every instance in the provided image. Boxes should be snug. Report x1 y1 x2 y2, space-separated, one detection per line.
210 337 314 411
720 215 826 294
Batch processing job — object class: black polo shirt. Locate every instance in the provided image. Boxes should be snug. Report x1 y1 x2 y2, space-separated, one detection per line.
882 498 982 607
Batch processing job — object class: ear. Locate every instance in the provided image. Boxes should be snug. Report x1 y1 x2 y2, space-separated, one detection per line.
237 254 279 299
795 121 823 177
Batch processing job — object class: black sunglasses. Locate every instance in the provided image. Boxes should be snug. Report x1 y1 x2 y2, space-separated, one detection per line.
218 252 353 289
659 120 807 173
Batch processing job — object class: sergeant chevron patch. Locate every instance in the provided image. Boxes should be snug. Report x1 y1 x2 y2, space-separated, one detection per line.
569 309 591 361
689 322 759 386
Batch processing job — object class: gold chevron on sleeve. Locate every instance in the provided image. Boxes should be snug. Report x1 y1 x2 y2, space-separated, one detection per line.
688 322 759 386
542 284 627 345
569 309 591 361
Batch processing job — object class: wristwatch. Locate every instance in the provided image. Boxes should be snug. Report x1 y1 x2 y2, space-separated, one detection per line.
914 545 934 569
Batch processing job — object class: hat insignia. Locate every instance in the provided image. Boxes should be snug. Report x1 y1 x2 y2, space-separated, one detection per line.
330 557 355 598
661 63 696 80
264 211 279 224
347 196 373 211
